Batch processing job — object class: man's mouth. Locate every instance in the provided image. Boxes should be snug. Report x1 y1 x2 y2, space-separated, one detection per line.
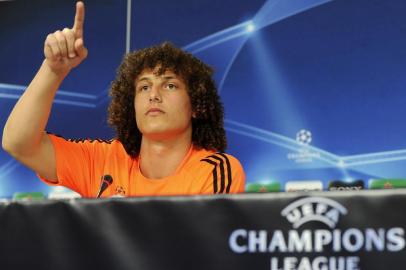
146 108 165 115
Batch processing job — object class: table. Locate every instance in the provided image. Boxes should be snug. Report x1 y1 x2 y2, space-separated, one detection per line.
0 190 405 270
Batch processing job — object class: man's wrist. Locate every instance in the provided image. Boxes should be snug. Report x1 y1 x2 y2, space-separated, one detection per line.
42 59 71 80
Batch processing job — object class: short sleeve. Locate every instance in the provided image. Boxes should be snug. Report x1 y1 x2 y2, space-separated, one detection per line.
199 152 245 194
38 134 110 197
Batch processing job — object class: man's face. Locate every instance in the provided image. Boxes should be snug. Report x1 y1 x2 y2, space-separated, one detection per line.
134 68 193 140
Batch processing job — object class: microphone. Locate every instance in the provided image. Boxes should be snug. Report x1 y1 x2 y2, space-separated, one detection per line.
96 174 113 198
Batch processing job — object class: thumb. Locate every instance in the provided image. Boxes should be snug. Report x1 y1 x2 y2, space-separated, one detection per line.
74 38 88 59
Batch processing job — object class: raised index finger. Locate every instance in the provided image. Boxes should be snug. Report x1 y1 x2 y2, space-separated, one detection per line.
73 1 85 39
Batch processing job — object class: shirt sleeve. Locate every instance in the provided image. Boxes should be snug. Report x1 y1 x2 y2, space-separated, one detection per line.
38 134 110 197
199 152 246 194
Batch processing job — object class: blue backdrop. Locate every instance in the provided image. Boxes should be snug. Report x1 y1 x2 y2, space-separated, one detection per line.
1 0 405 197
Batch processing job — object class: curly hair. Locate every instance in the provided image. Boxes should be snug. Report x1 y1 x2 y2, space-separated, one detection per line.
108 42 226 157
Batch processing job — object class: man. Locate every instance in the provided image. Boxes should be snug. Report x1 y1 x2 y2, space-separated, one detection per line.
2 2 245 198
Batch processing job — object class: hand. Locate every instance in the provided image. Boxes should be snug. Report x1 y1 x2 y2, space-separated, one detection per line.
44 1 88 74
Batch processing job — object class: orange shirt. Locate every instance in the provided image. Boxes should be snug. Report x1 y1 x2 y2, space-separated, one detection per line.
40 134 245 198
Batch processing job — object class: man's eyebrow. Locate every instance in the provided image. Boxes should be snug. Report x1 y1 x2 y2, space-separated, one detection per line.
162 75 180 80
135 75 181 84
135 77 151 84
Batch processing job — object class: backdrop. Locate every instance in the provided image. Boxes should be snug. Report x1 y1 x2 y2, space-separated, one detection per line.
1 0 405 197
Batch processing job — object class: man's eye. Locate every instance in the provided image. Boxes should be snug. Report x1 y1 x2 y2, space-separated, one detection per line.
167 83 177 90
139 85 149 91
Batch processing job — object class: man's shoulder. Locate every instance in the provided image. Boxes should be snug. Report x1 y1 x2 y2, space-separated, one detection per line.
187 147 243 172
47 133 127 154
184 148 245 194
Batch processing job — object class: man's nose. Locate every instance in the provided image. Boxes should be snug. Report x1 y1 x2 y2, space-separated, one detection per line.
149 85 162 103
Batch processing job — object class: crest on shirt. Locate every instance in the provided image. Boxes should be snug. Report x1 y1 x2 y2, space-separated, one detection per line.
115 185 126 196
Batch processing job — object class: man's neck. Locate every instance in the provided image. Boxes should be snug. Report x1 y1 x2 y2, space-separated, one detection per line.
139 132 192 179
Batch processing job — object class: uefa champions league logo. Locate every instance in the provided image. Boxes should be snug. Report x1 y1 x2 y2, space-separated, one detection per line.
281 197 347 229
287 129 320 163
228 196 405 270
296 129 312 145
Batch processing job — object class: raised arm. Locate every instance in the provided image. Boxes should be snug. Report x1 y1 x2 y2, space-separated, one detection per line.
2 2 88 182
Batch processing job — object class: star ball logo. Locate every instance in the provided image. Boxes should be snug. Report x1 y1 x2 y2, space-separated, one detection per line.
288 129 320 163
296 129 312 145
228 197 405 270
